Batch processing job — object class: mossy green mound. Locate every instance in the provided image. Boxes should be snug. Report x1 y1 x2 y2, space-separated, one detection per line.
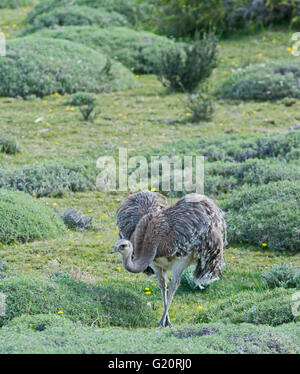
221 181 300 251
0 37 136 98
0 189 65 245
196 288 297 326
26 0 152 25
35 26 180 73
0 274 156 328
217 62 300 100
21 6 129 35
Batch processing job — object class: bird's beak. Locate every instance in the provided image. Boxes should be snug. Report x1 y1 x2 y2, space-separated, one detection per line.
111 247 117 254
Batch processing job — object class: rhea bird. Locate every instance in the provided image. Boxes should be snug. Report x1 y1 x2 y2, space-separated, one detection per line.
112 190 226 328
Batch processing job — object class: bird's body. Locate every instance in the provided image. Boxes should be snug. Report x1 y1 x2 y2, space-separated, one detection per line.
113 190 226 327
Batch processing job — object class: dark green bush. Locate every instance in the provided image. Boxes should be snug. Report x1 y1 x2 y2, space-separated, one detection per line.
68 92 97 106
0 135 20 155
197 288 296 326
21 6 129 35
147 0 299 37
262 263 300 289
36 26 179 74
0 0 33 8
217 63 300 100
26 0 153 25
0 37 136 98
221 181 300 251
69 91 99 121
0 275 156 328
0 163 95 197
61 208 93 231
0 189 65 245
157 34 218 92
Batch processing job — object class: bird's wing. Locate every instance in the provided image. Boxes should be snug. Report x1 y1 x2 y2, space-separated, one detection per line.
116 190 168 240
152 193 226 258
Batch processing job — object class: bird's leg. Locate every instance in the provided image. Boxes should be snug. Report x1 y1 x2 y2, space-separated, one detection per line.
156 269 171 328
158 268 185 328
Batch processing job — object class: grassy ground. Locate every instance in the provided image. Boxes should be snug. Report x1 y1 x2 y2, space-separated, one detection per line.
0 3 299 353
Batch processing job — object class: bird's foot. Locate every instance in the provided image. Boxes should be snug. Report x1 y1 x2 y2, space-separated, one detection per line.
157 315 172 328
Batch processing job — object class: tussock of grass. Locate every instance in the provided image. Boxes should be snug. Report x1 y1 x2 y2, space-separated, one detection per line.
196 288 296 326
0 189 65 245
0 274 156 328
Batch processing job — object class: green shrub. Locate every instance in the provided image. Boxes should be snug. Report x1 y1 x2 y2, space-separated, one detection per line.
217 63 300 100
0 37 136 98
197 288 296 326
69 91 99 121
68 92 97 106
0 275 156 328
26 0 153 25
187 86 214 122
157 34 218 92
180 266 198 291
0 189 65 245
205 158 300 194
262 263 300 289
36 26 179 74
149 131 300 163
0 0 33 8
147 0 299 37
221 181 300 251
21 6 129 35
0 135 20 155
61 208 93 231
0 162 95 197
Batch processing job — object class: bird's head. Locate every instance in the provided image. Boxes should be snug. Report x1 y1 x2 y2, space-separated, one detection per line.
111 239 132 256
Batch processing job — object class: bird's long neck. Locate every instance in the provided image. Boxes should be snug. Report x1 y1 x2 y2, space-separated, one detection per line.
121 246 143 273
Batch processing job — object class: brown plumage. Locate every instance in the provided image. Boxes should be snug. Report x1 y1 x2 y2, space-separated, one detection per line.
112 190 226 327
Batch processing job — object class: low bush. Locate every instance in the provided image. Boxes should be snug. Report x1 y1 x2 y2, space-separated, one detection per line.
0 162 95 197
157 34 218 92
217 63 300 100
0 189 65 245
21 6 129 35
205 158 300 194
0 135 20 155
186 86 214 122
0 275 156 328
68 92 97 107
0 0 33 8
0 37 136 98
196 288 296 326
61 208 93 231
69 91 99 121
149 131 300 163
36 26 179 74
221 181 300 251
26 0 153 25
262 263 300 289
